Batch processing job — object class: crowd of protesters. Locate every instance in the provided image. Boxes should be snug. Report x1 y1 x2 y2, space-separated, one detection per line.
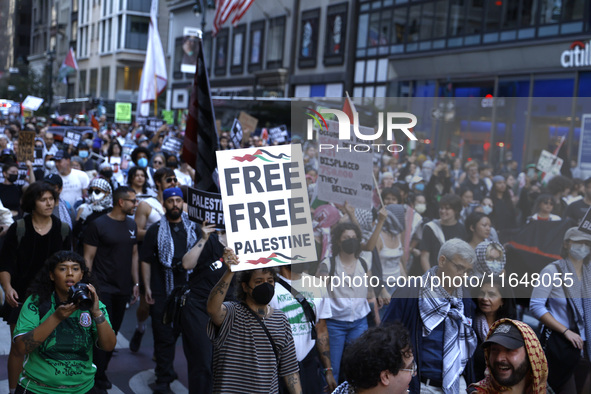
0 112 590 394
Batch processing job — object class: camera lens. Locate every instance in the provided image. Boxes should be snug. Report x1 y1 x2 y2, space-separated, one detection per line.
68 283 93 311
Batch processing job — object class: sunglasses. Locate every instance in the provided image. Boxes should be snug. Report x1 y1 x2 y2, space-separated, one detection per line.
165 177 178 183
154 161 164 165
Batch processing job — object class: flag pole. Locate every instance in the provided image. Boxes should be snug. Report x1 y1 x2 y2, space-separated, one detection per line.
154 74 158 116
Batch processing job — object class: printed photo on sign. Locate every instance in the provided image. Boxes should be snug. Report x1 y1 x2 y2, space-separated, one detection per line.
216 145 316 272
187 187 225 230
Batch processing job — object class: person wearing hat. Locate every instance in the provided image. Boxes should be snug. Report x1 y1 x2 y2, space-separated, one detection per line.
53 149 90 208
530 227 591 393
468 318 549 393
43 173 74 229
140 187 211 394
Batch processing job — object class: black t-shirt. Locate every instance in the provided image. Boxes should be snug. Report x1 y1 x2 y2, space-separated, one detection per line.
419 221 468 268
0 215 72 295
563 199 590 224
187 233 235 301
461 179 488 203
141 220 196 297
84 214 137 295
0 183 22 213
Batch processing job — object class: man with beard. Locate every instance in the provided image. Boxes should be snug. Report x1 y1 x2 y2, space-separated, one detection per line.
207 248 302 393
141 187 205 394
468 319 549 393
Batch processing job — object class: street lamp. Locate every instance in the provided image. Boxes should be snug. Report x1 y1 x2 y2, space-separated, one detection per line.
193 0 216 34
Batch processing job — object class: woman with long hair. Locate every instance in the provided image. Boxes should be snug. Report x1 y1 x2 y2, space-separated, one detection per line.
465 212 493 249
527 193 562 223
13 250 116 393
489 175 517 232
126 166 154 201
0 181 72 393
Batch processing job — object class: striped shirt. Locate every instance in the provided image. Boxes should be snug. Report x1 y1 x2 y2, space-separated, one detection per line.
207 302 299 394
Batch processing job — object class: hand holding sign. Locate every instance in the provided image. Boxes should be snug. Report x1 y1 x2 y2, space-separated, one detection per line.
200 221 217 242
222 247 240 269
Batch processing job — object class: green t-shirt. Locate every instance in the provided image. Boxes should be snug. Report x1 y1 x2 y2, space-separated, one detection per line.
13 293 111 394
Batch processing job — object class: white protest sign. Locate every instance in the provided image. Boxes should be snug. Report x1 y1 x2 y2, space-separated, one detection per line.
536 149 563 175
269 125 288 143
21 96 44 111
317 120 374 209
216 145 316 272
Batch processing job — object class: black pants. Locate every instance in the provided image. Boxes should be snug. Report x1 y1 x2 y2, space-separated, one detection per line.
279 348 324 393
181 295 214 394
151 294 180 384
93 292 129 382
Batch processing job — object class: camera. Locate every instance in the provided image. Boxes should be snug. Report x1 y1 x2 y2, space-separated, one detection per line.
68 282 93 311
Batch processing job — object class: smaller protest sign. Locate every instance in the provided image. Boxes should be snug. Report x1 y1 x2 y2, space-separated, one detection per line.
181 27 200 74
238 111 258 133
187 187 224 230
63 129 82 146
269 125 289 143
17 131 36 163
161 136 183 155
230 118 243 148
21 96 44 111
115 103 132 124
536 150 562 173
162 110 174 125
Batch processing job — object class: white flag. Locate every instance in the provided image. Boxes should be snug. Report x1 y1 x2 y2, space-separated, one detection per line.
137 0 167 117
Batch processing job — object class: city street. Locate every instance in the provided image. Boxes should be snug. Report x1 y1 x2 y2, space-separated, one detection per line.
0 303 189 394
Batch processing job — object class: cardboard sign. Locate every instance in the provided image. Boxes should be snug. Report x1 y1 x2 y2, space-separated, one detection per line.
269 125 289 143
238 111 259 133
317 120 374 209
115 102 132 124
187 187 224 230
162 136 183 155
17 131 36 163
216 145 316 271
63 129 82 146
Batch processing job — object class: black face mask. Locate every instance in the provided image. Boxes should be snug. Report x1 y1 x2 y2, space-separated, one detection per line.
101 170 113 179
249 282 275 305
7 174 18 183
341 238 360 255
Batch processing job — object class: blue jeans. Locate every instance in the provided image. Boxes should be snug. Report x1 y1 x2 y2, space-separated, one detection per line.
326 316 369 383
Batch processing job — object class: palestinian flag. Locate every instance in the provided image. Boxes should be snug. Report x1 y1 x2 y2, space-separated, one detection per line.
58 47 78 84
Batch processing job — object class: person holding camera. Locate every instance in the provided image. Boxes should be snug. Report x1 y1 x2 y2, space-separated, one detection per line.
12 250 116 394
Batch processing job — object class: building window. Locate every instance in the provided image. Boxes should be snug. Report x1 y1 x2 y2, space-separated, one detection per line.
116 66 141 91
231 25 246 74
267 16 286 69
79 69 87 96
89 68 98 96
214 28 229 76
324 2 347 66
298 8 320 69
100 67 110 98
248 21 265 72
127 0 151 12
126 16 149 50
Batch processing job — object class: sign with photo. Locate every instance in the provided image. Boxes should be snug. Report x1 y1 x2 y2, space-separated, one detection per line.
180 27 200 74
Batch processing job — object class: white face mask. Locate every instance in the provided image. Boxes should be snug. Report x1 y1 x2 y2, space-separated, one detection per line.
482 205 493 215
45 160 55 170
570 243 590 261
415 203 427 214
90 192 106 203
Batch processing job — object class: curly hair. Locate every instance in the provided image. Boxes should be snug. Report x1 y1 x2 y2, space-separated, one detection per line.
342 323 413 390
25 250 94 307
21 181 59 214
235 267 278 302
130 146 151 165
127 166 149 194
330 222 363 258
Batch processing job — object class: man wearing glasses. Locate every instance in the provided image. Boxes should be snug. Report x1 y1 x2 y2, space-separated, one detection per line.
383 238 478 394
83 186 140 393
333 323 416 394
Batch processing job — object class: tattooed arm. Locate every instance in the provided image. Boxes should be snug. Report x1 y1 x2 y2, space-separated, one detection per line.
182 221 217 270
283 372 303 394
206 248 239 327
14 303 77 356
315 319 337 391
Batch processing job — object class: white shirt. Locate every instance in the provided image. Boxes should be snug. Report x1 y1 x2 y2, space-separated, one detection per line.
60 168 90 207
174 168 193 187
269 273 332 361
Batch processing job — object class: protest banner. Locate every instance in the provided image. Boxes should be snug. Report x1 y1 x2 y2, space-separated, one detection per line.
162 110 174 125
238 111 258 133
269 125 289 143
217 145 316 271
63 129 82 146
317 120 374 209
161 136 183 155
187 187 224 230
17 131 36 163
115 102 132 124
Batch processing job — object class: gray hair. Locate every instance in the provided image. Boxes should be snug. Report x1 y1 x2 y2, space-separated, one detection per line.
437 238 476 266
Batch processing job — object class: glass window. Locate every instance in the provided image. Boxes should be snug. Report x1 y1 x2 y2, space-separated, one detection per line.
89 68 98 96
357 14 369 49
448 0 463 37
562 0 584 22
214 29 229 76
420 2 435 41
248 21 264 72
116 66 141 91
126 16 149 50
539 0 560 24
79 69 87 96
392 7 406 44
578 72 591 98
533 78 574 97
267 17 285 68
127 0 150 12
100 67 110 98
501 0 519 30
407 5 420 43
71 20 78 42
231 25 246 74
379 10 392 45
466 0 484 34
485 0 502 32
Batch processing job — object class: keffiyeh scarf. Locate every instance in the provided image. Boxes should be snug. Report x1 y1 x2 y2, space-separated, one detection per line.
419 266 478 394
157 212 197 295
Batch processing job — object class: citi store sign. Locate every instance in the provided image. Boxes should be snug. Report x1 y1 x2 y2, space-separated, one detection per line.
561 40 591 68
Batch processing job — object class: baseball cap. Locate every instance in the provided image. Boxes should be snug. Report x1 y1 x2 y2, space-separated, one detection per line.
482 323 524 350
53 150 71 160
44 173 63 188
564 227 591 242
